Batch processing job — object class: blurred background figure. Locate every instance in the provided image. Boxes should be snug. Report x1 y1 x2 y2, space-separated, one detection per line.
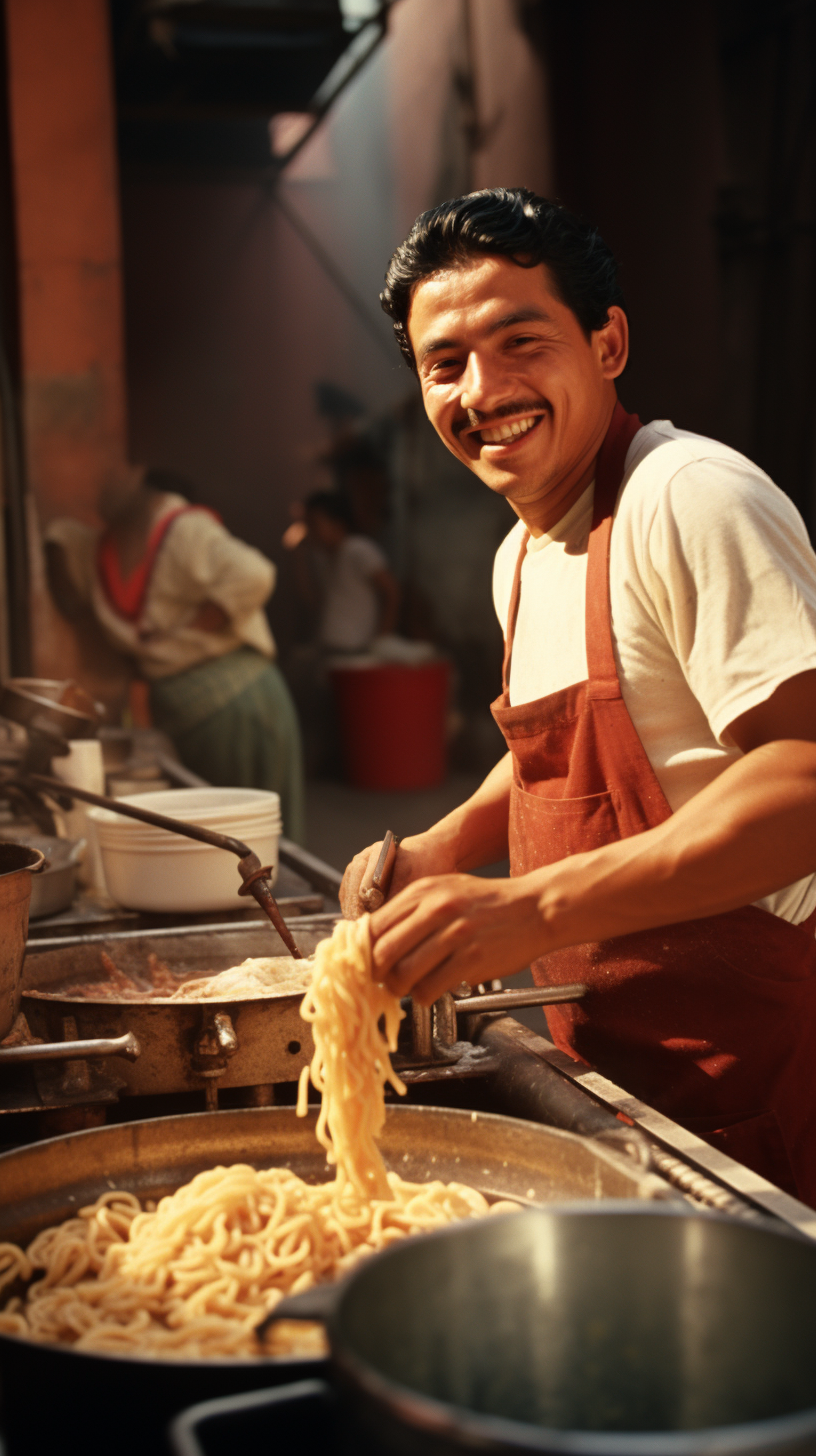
304 490 399 654
283 488 400 776
45 464 305 842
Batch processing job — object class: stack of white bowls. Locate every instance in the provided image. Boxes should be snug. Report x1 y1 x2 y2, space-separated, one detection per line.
89 788 282 913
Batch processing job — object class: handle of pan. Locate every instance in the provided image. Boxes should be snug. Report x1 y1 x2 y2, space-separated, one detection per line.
256 1281 338 1342
0 1031 140 1064
452 983 587 1014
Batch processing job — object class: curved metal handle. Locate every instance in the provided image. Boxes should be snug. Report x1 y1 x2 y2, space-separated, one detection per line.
256 1281 337 1342
25 773 303 958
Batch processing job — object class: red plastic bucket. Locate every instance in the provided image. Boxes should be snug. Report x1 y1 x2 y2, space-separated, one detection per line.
330 660 450 790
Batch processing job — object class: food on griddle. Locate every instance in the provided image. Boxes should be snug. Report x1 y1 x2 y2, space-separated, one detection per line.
32 950 184 1001
0 918 518 1359
169 956 313 1000
30 951 313 1001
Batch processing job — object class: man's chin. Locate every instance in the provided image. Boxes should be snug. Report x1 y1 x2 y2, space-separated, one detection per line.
469 462 540 500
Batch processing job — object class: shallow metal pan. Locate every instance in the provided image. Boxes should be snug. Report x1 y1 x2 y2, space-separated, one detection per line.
20 922 330 1094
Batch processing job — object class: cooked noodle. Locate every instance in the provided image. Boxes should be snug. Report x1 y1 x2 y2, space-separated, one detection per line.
297 915 404 1200
0 916 518 1359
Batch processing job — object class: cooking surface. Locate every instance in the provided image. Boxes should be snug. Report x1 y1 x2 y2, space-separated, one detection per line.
1 770 813 1456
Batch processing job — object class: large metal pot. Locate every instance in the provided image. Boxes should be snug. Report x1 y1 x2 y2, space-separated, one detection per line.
0 841 45 1038
0 1106 663 1456
267 1203 816 1456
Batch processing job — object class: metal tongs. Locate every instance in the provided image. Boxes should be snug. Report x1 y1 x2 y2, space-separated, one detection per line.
24 773 303 958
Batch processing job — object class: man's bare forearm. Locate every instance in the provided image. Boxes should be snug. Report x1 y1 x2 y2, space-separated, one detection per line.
535 739 816 951
413 751 513 870
371 739 816 1000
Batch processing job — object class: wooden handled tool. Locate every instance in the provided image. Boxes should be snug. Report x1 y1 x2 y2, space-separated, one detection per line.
359 830 398 911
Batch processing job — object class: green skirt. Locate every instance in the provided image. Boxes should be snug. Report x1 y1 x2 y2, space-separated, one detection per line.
148 649 305 843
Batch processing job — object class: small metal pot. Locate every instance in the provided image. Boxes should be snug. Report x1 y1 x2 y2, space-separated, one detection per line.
0 841 45 1038
267 1203 816 1456
21 834 85 918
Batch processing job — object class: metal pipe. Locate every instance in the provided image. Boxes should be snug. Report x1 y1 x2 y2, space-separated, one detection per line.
27 774 251 855
25 773 303 957
0 1031 140 1064
454 983 587 1014
278 837 343 897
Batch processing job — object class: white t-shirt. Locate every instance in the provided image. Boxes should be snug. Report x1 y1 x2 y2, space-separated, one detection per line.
492 420 816 925
317 535 389 652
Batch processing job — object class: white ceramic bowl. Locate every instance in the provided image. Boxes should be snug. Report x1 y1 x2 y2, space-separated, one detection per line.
89 788 282 913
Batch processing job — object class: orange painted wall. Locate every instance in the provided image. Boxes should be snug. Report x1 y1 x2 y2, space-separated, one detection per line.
4 0 129 695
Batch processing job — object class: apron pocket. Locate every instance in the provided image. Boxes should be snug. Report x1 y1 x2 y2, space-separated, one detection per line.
510 784 620 861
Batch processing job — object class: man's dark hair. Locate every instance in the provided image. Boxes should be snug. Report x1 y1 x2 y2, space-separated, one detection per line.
305 490 354 530
380 187 625 373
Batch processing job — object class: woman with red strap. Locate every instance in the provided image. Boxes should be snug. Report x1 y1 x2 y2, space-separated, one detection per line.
46 464 304 842
342 189 816 1205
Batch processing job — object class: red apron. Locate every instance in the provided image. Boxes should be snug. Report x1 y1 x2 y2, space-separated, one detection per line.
491 401 816 1204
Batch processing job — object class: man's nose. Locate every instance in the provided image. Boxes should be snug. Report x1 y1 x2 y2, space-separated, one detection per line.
459 352 513 416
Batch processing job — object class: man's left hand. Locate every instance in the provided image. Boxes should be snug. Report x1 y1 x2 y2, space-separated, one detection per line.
370 873 546 1005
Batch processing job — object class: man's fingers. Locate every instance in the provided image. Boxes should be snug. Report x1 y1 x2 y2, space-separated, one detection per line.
370 880 456 974
409 958 463 1007
339 842 382 919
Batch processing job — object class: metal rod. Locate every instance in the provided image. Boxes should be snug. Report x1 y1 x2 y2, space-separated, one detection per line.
27 774 251 856
278 837 343 897
25 773 303 957
454 983 587 1014
0 1031 140 1064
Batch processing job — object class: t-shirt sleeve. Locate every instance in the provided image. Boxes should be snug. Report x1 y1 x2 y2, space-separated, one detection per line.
640 456 816 744
164 512 276 620
345 536 389 577
492 523 525 637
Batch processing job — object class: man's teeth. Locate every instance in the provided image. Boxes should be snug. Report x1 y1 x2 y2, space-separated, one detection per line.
480 415 538 444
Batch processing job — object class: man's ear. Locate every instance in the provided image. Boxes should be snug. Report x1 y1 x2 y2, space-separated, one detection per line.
596 306 628 379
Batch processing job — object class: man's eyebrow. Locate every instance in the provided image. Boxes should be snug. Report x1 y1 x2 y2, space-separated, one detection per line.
417 308 553 367
487 307 553 334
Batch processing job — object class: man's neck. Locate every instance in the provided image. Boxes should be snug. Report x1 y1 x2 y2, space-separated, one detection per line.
515 394 617 538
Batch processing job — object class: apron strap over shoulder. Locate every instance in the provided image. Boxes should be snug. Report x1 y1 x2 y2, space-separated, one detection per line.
586 402 642 700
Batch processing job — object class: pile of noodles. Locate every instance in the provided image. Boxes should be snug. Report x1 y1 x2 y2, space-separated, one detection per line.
0 916 516 1359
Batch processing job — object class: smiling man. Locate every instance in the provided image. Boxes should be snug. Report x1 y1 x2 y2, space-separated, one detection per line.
341 187 816 1204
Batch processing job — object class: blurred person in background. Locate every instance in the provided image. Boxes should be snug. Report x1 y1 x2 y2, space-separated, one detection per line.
282 489 399 776
45 464 304 842
303 490 399 654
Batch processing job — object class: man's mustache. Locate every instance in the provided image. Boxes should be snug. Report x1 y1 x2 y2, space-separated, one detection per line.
465 401 545 428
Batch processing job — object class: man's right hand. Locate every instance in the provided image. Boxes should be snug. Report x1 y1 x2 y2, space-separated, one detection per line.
339 753 514 919
340 832 458 919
